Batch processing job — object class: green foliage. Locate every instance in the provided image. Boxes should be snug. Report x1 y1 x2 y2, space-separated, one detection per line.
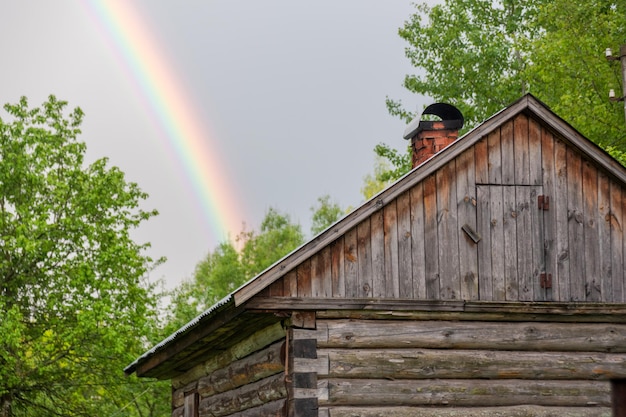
0 96 168 417
166 208 304 330
310 195 344 236
378 0 626 186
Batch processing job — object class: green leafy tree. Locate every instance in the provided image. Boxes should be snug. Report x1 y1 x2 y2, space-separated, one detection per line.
167 208 304 330
310 195 344 236
378 0 626 186
0 96 168 417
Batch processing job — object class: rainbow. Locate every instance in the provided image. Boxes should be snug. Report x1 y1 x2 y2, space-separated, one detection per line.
80 0 244 244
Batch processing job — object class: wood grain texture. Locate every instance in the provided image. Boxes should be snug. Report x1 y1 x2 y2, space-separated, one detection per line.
330 238 345 298
324 405 610 417
312 247 332 298
409 184 426 299
501 120 515 185
297 259 312 298
514 114 530 185
476 185 493 300
503 186 519 300
610 181 624 302
357 218 372 298
598 173 612 302
437 161 460 299
370 210 385 298
396 192 413 298
555 139 570 301
423 174 439 299
583 160 601 301
487 128 502 184
567 148 585 301
456 148 478 300
541 128 556 301
383 200 400 298
343 228 358 298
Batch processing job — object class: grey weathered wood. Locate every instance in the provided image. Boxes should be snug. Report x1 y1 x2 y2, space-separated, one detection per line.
330 238 345 298
456 148 478 300
197 341 283 398
284 270 298 297
369 210 385 298
541 128 556 301
297 260 312 298
383 200 399 298
322 348 626 380
356 219 372 297
172 406 184 417
172 322 285 389
312 247 332 298
423 174 439 299
530 185 545 301
514 114 530 185
555 139 570 301
475 136 489 184
437 161 460 299
515 186 534 300
487 128 502 184
320 319 626 352
326 405 611 417
227 399 285 417
184 392 198 417
583 160 601 301
343 228 358 298
396 192 413 298
491 186 506 300
568 148 585 301
598 173 612 302
476 185 493 300
610 181 624 302
198 373 286 417
529 116 543 185
409 184 426 299
501 120 515 185
322 378 610 407
503 186 519 300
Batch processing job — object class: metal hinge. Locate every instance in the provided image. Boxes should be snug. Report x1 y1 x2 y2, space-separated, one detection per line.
538 195 550 211
540 273 552 289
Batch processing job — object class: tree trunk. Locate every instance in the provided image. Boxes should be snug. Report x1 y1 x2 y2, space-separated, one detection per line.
1 392 12 417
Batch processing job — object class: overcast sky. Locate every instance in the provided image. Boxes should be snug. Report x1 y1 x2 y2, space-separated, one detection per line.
1 1 432 290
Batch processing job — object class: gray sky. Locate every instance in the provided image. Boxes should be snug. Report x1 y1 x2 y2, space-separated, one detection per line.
0 1 431 290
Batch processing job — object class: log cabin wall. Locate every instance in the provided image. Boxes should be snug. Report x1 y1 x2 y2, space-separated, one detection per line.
291 315 626 417
263 113 626 303
169 322 287 417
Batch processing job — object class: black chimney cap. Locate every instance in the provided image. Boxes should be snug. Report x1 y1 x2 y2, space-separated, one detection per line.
403 102 464 140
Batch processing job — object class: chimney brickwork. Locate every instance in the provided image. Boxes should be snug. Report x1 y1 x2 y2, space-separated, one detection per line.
411 121 459 168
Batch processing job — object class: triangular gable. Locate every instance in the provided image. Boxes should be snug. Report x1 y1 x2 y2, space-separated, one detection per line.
233 94 626 306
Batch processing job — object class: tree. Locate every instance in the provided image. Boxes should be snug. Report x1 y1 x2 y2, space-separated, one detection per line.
378 0 626 186
0 96 167 416
310 195 344 236
166 208 304 330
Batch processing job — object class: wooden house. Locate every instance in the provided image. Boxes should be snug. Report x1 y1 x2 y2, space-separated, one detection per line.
125 95 626 417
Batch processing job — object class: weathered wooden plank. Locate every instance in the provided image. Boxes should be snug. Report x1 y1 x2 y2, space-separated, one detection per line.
297 259 312 298
343 228 358 298
330 238 345 298
322 348 626 380
491 186 506 300
383 200 400 298
514 114 530 185
568 148 585 301
487 128 502 184
475 136 489 184
311 248 332 298
268 278 285 297
184 392 198 417
583 160 601 301
409 183 426 299
516 186 534 300
437 161 460 299
322 378 610 407
456 148 478 300
529 116 543 185
423 174 439 299
503 186 519 300
227 399 285 417
476 185 493 300
610 181 625 302
198 373 286 417
501 120 515 185
197 341 283 398
321 319 626 352
529 185 545 301
172 322 286 389
598 172 612 302
541 128 556 301
555 139 570 301
369 210 385 298
396 192 413 298
326 405 611 417
356 219 372 297
283 270 298 297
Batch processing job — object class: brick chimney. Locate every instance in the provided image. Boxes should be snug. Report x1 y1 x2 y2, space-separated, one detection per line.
403 103 464 169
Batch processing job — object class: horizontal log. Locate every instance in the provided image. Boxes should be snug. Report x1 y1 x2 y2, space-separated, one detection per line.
226 399 285 417
323 405 611 417
246 298 626 323
321 348 626 380
172 321 285 389
321 378 610 407
319 319 626 352
199 373 286 417
197 341 284 397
